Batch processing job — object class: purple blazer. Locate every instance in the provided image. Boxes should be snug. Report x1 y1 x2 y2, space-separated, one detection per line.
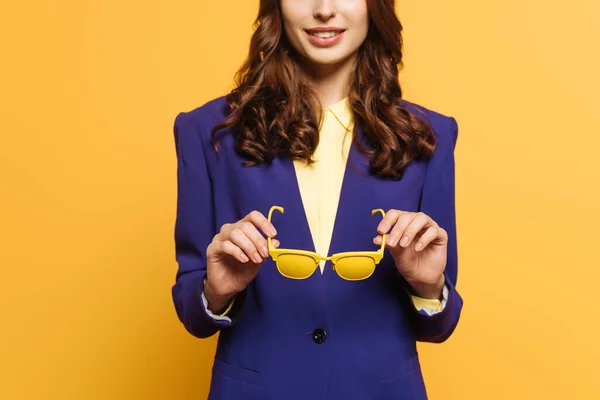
172 95 463 400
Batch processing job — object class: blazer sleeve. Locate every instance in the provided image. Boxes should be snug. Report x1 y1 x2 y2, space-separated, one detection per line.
171 110 245 339
410 116 463 343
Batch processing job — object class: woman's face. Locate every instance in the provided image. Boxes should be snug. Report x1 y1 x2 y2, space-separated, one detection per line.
280 0 369 67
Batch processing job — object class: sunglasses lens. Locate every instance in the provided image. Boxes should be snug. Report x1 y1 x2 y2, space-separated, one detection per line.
334 256 376 280
276 254 318 279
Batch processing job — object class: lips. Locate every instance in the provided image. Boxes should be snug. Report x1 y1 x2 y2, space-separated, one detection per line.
304 27 346 47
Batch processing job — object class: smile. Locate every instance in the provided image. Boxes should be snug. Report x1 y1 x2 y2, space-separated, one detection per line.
304 29 346 47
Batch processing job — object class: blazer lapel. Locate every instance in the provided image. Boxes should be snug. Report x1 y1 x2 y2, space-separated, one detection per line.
270 155 325 289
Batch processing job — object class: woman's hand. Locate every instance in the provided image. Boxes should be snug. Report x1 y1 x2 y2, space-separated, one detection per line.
204 210 280 313
374 210 447 299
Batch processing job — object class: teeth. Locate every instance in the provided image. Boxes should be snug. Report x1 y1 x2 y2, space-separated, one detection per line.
311 31 340 38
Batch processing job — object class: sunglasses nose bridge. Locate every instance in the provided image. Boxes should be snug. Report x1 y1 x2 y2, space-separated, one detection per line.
324 256 335 271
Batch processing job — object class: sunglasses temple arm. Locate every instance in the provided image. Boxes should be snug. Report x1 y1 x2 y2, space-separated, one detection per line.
379 233 386 253
267 206 284 251
371 208 386 253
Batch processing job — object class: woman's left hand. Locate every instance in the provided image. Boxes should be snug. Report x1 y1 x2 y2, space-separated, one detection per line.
373 210 447 299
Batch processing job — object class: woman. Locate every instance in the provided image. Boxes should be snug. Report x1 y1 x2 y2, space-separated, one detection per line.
172 0 463 399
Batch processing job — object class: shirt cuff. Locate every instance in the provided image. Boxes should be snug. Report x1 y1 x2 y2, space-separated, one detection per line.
410 284 449 316
200 279 236 322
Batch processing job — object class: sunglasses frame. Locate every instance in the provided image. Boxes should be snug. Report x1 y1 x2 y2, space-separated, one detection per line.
267 205 387 280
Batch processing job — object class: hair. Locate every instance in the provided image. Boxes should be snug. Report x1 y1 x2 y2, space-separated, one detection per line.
210 0 435 180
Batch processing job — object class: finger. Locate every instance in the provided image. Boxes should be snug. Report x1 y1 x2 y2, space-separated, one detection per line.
219 223 232 234
388 212 417 247
229 227 263 264
239 221 269 258
216 240 251 263
213 223 233 242
414 226 440 252
376 209 402 234
272 238 280 248
397 212 435 248
245 210 277 237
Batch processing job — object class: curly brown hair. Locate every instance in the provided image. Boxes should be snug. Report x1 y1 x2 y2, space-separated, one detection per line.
210 0 435 180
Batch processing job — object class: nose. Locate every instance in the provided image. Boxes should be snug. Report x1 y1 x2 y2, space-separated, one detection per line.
313 0 336 21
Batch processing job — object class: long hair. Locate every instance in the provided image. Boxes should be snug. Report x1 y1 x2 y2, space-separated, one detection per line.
210 0 435 180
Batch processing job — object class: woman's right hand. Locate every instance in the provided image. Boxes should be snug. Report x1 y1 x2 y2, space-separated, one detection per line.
204 210 279 313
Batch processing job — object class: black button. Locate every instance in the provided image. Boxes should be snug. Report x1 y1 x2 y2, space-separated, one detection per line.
312 328 327 344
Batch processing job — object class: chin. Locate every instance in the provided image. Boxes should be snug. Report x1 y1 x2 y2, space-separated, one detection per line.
304 52 350 66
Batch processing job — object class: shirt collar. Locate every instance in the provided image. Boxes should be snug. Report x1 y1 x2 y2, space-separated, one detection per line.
325 96 353 131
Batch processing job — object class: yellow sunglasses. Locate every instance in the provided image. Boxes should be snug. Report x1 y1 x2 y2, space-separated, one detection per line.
267 206 387 281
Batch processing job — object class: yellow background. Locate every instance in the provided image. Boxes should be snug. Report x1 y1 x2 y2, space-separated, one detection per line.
1 0 599 399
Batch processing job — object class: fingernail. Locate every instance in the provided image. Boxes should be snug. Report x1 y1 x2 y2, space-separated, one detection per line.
400 236 410 247
415 242 423 252
387 236 396 246
253 252 262 263
241 253 249 263
269 226 277 236
261 245 269 257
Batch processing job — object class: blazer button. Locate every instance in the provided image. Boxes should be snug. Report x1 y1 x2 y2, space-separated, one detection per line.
312 328 327 344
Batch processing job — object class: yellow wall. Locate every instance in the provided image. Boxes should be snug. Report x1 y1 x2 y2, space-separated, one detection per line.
1 1 598 399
